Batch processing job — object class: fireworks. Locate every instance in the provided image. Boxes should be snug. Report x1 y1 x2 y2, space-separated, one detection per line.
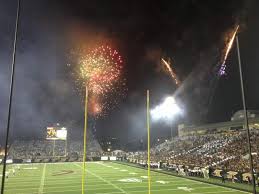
79 45 123 95
161 58 180 85
219 25 239 76
88 97 103 116
72 45 126 117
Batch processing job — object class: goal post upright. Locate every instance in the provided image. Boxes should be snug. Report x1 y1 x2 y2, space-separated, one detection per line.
147 90 151 194
82 85 88 194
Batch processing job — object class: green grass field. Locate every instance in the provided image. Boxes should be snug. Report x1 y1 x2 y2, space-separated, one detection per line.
0 162 251 194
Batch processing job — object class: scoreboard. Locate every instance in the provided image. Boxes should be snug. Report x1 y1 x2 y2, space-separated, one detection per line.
46 127 67 140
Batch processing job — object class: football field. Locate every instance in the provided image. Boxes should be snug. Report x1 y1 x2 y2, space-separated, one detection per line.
0 162 250 194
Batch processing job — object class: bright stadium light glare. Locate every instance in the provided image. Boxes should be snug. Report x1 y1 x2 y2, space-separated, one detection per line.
151 96 182 122
56 129 67 140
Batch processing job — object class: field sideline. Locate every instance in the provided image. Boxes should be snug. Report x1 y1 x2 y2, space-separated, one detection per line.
0 162 251 194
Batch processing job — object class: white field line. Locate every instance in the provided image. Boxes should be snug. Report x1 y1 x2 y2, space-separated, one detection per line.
5 177 250 194
175 174 250 194
204 183 250 194
113 163 251 194
6 175 190 184
6 181 208 192
5 177 190 185
7 162 251 194
5 179 203 190
35 186 245 194
5 181 203 190
5 178 192 187
95 187 242 194
74 163 128 194
192 191 247 194
38 163 47 194
8 161 132 166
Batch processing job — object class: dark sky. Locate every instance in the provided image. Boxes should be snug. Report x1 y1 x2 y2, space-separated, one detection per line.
0 0 258 145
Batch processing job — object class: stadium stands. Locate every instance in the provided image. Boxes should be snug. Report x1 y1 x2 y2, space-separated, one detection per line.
127 129 259 183
7 139 102 162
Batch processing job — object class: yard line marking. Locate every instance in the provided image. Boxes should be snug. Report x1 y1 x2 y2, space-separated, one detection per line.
13 186 244 194
192 191 244 194
6 181 205 191
74 163 128 194
38 163 47 194
35 188 242 194
95 186 237 194
113 163 250 194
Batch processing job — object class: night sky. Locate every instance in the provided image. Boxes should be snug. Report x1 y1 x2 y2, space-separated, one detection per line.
0 0 259 146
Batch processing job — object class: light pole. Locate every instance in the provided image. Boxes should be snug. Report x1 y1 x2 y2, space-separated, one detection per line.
236 36 256 194
1 0 20 193
170 121 173 139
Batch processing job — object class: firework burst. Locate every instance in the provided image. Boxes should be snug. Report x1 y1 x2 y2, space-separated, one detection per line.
79 45 123 94
71 45 126 117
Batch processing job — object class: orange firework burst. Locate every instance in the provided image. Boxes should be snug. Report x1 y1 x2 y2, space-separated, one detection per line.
88 97 102 116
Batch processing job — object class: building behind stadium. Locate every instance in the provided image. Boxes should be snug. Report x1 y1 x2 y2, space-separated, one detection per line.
178 110 259 136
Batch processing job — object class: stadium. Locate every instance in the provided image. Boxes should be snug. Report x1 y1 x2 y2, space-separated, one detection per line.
0 110 258 193
1 0 259 194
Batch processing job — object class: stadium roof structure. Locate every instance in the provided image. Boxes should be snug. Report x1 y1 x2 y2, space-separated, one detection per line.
178 110 259 136
231 110 259 121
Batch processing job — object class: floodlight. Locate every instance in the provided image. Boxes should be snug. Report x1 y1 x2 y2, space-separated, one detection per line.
151 96 182 122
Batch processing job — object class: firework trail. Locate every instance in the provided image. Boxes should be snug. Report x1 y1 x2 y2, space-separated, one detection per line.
218 25 239 76
161 58 180 85
72 45 126 117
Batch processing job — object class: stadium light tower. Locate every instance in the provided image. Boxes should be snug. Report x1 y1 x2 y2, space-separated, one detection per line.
236 36 256 194
1 0 20 193
151 96 182 138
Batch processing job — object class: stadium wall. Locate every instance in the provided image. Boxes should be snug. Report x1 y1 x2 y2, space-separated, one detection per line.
178 118 259 137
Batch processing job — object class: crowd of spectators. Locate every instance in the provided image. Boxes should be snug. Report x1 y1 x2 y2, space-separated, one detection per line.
7 139 102 160
153 130 259 173
127 129 259 176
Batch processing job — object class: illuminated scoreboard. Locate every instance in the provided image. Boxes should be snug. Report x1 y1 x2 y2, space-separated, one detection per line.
46 127 67 140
